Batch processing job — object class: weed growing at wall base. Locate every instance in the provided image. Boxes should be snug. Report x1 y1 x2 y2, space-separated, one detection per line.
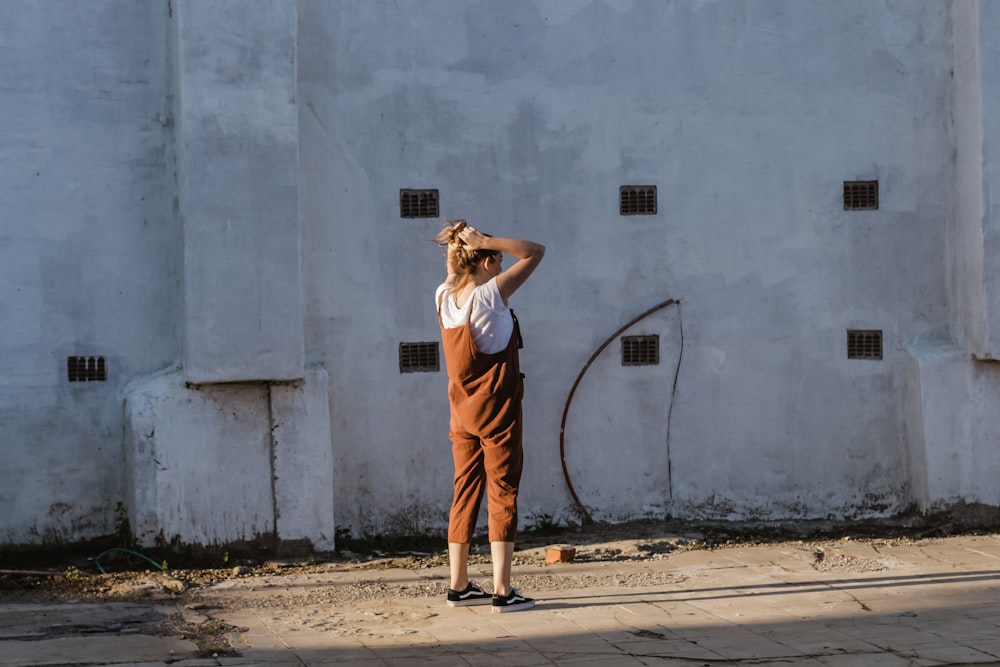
525 512 564 537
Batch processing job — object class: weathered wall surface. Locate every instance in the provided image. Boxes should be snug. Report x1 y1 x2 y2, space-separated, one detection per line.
950 0 987 355
123 369 334 549
906 0 1000 514
4 0 1000 547
117 1 334 550
297 0 955 533
174 0 305 384
905 345 1000 511
974 0 1000 360
0 2 178 543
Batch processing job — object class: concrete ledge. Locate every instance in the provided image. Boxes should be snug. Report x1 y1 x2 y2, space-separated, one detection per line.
272 369 335 551
905 341 1000 511
123 369 333 549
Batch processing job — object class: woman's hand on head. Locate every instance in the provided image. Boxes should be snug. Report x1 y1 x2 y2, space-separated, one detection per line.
458 225 490 250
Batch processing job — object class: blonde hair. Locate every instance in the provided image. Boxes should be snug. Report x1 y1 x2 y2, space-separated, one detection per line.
435 220 497 291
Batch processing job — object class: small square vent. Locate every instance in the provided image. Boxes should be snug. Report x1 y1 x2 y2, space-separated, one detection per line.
847 330 882 360
621 335 659 366
68 356 107 382
400 189 439 218
399 342 439 373
843 180 878 210
620 186 657 215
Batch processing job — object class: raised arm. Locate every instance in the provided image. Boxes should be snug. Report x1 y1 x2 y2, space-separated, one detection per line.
459 226 545 302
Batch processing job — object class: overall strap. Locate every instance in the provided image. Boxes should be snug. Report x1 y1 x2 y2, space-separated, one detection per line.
509 308 524 349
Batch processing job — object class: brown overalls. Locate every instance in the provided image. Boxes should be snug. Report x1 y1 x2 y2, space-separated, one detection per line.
439 301 524 544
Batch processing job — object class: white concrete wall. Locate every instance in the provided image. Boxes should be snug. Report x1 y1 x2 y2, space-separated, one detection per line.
0 2 178 543
905 343 1000 510
561 305 682 522
117 1 333 550
298 0 955 534
949 0 987 355
978 1 1000 359
175 0 305 383
910 1 1000 513
5 0 1000 547
123 369 334 549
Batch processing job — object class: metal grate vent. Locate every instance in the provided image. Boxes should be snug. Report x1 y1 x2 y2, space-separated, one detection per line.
621 335 659 366
400 189 439 218
620 186 657 215
847 330 882 360
843 180 878 210
399 342 440 373
68 356 107 382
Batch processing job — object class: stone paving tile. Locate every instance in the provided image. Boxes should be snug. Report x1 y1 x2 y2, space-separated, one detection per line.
215 655 302 666
456 647 552 667
756 599 848 623
0 635 195 666
293 644 385 664
683 594 801 624
635 658 783 667
550 656 646 666
214 660 306 667
834 616 932 643
812 654 917 667
491 610 589 635
903 640 1000 664
368 644 471 665
883 544 999 572
919 540 1000 562
669 627 798 661
378 656 475 667
625 659 690 667
604 636 725 661
759 624 882 655
965 638 1000 659
424 617 510 643
958 543 1000 562
554 617 677 646
349 632 444 649
921 614 1000 642
518 631 621 658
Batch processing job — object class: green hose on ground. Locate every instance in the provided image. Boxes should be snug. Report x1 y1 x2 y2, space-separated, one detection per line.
94 548 166 574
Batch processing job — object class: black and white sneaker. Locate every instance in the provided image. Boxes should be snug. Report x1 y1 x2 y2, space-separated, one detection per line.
446 580 492 607
491 587 535 613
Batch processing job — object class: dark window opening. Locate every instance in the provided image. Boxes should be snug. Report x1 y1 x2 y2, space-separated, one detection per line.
68 356 107 382
843 180 879 210
620 186 657 215
400 189 440 218
399 342 439 372
847 330 883 360
622 335 659 365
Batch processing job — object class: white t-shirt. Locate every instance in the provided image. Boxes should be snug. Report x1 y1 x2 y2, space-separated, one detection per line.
436 277 514 355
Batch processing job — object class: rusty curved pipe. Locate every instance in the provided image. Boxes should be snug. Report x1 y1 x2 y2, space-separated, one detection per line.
559 298 680 525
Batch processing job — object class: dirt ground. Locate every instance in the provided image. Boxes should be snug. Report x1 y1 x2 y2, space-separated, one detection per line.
0 517 967 607
0 518 980 657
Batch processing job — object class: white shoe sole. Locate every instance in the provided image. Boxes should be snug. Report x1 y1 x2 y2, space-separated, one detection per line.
446 598 493 608
491 600 536 613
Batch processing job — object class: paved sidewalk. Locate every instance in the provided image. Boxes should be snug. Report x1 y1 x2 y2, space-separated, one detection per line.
3 534 1000 666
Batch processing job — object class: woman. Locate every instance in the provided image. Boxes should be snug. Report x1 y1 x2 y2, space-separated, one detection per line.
435 219 545 613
